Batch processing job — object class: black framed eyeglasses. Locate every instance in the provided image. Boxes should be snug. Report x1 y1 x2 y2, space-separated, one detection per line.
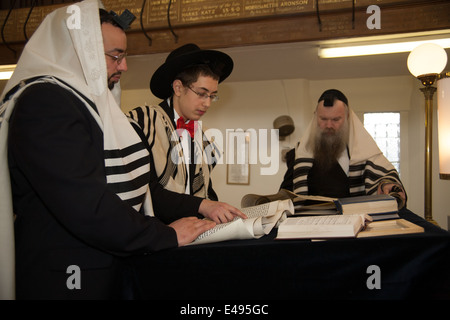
105 52 127 65
188 86 219 102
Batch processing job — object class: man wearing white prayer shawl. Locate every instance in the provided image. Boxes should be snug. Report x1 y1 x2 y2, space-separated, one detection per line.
0 0 214 300
128 43 247 225
280 89 406 213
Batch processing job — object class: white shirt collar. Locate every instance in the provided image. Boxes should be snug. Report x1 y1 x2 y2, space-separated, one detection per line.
337 147 350 176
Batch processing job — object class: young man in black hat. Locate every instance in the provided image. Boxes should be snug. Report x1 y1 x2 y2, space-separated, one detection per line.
280 89 406 211
128 44 246 224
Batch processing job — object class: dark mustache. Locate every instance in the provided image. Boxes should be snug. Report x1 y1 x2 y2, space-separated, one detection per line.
109 72 121 80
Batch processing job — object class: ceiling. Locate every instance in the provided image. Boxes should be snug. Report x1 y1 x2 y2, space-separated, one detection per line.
1 31 448 93
121 37 450 91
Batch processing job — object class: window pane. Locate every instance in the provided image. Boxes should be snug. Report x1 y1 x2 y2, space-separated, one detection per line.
364 112 401 174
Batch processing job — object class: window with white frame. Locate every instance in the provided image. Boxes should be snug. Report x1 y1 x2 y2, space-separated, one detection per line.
363 112 401 174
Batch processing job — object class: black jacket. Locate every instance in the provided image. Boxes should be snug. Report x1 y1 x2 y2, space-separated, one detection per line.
8 83 197 299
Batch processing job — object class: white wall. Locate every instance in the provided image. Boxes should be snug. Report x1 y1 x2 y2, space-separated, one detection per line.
121 75 450 229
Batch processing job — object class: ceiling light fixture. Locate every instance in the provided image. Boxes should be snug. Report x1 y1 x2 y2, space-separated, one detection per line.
0 65 16 80
319 38 450 58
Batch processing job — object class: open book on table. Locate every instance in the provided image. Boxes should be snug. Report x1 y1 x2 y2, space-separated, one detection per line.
291 192 400 221
241 189 400 220
189 199 294 245
276 214 424 240
276 214 373 240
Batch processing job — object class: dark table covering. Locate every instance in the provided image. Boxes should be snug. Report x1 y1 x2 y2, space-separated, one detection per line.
124 209 450 300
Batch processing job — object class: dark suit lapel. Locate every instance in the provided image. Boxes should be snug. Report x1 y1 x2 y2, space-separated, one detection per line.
159 98 176 128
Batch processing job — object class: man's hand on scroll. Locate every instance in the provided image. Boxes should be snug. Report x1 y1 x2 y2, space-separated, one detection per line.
170 217 216 246
199 199 248 224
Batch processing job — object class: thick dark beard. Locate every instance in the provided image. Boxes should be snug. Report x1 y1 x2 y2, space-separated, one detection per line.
313 125 348 171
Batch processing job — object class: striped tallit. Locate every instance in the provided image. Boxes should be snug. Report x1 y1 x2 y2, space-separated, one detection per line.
0 0 153 299
128 104 220 199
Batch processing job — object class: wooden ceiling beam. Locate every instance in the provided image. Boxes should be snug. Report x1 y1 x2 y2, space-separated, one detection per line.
126 1 450 54
0 0 449 64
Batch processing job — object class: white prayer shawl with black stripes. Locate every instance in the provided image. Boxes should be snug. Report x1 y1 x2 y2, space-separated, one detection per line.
0 0 153 299
128 105 219 199
292 109 404 211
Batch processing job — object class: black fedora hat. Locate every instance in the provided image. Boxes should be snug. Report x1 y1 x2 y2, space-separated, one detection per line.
150 43 234 99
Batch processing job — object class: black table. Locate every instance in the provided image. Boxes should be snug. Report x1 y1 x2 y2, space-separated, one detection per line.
124 209 450 301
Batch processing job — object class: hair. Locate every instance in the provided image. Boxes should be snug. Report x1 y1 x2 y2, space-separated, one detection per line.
99 9 123 30
174 64 220 88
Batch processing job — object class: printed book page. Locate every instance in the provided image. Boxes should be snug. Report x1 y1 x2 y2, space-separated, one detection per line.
189 199 294 245
276 214 372 239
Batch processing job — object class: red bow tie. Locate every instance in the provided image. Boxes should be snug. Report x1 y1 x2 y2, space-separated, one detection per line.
176 117 196 138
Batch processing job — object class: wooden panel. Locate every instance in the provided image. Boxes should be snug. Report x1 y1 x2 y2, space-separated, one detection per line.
0 0 449 64
126 1 450 53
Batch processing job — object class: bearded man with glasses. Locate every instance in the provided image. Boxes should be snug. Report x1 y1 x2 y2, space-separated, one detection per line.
0 3 218 299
